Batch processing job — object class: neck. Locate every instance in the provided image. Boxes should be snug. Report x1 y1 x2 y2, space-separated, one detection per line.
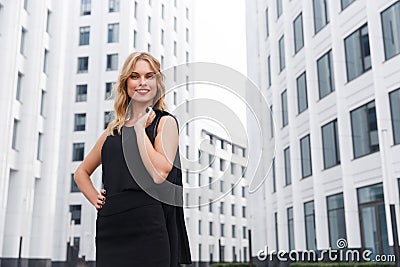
130 100 153 121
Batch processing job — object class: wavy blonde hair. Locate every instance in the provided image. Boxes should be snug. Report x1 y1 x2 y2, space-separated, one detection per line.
106 52 167 136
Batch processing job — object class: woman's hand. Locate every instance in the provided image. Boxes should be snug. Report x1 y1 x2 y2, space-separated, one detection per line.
94 189 106 210
134 107 156 131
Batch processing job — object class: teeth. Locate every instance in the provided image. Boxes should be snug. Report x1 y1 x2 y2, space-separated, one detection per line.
136 89 149 92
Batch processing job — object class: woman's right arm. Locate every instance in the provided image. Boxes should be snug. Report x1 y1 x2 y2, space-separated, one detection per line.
74 131 108 210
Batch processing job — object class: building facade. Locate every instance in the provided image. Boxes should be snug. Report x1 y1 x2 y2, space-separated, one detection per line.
0 0 196 265
246 0 400 263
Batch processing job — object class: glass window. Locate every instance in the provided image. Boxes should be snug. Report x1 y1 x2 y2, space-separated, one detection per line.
231 204 235 216
148 16 151 32
80 0 91 16
381 1 400 60
322 119 340 169
274 212 279 249
344 24 371 81
242 186 246 198
230 163 235 175
389 89 400 145
71 174 80 193
232 225 236 238
304 200 317 250
72 143 85 161
284 146 291 185
174 41 177 56
327 193 346 248
341 0 354 10
300 134 312 178
186 28 189 43
220 180 224 192
220 223 225 237
43 49 49 74
108 23 119 43
208 177 212 190
265 8 269 38
317 50 335 99
209 221 213 236
350 100 379 158
20 27 26 55
40 90 45 116
279 35 285 72
293 13 304 53
297 71 308 113
287 207 295 250
174 17 177 31
276 0 282 18
134 1 138 18
109 0 120 12
79 26 90 45
313 0 329 33
76 84 87 102
281 90 288 127
220 202 224 214
106 54 118 71
161 4 165 19
70 205 82 224
77 57 89 73
23 0 28 10
220 159 225 171
104 111 114 129
46 10 51 33
357 183 389 256
133 30 137 48
209 201 213 212
105 82 113 100
242 206 246 218
198 220 201 235
16 72 23 101
272 158 276 192
74 113 86 131
267 55 272 88
243 226 247 239
37 133 43 160
12 119 19 150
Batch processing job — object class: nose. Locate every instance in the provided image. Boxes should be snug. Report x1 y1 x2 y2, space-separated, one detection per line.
139 75 148 86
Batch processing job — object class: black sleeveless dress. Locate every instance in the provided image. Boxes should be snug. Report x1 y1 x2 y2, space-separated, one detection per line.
96 109 191 267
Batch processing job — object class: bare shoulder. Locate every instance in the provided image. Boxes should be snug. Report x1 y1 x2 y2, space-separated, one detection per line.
157 115 179 133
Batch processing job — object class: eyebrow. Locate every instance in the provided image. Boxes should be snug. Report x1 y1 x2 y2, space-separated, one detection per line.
131 71 155 75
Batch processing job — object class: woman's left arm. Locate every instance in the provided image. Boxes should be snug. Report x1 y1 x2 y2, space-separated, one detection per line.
134 109 179 184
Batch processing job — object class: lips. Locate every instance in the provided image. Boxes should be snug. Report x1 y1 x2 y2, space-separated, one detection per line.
135 89 150 95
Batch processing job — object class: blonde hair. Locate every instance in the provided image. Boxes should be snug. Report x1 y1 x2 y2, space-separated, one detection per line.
106 52 167 136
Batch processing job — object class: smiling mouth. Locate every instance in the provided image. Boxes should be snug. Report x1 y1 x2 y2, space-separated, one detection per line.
135 89 150 92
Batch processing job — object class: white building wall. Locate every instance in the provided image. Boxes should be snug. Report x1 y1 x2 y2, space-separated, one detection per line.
247 0 400 258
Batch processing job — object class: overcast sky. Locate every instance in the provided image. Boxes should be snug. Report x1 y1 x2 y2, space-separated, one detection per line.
192 0 247 74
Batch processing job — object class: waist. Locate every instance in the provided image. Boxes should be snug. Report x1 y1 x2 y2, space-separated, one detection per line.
98 190 160 217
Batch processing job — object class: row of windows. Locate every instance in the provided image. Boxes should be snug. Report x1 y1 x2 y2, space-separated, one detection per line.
202 132 247 157
197 244 248 262
72 111 115 132
276 183 388 254
77 54 118 73
80 0 189 20
79 23 190 46
198 220 247 239
274 89 400 189
267 1 400 84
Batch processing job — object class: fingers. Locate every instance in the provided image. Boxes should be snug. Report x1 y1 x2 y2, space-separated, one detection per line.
95 190 106 210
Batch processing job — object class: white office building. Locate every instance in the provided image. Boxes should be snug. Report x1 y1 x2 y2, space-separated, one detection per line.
246 0 400 264
0 0 197 265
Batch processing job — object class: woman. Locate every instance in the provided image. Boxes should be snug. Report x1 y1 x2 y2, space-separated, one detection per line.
74 52 191 266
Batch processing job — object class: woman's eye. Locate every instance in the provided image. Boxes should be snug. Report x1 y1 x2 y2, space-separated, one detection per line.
147 74 155 79
130 75 139 79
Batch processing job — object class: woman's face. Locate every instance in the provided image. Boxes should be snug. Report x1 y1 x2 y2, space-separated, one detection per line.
126 59 158 104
